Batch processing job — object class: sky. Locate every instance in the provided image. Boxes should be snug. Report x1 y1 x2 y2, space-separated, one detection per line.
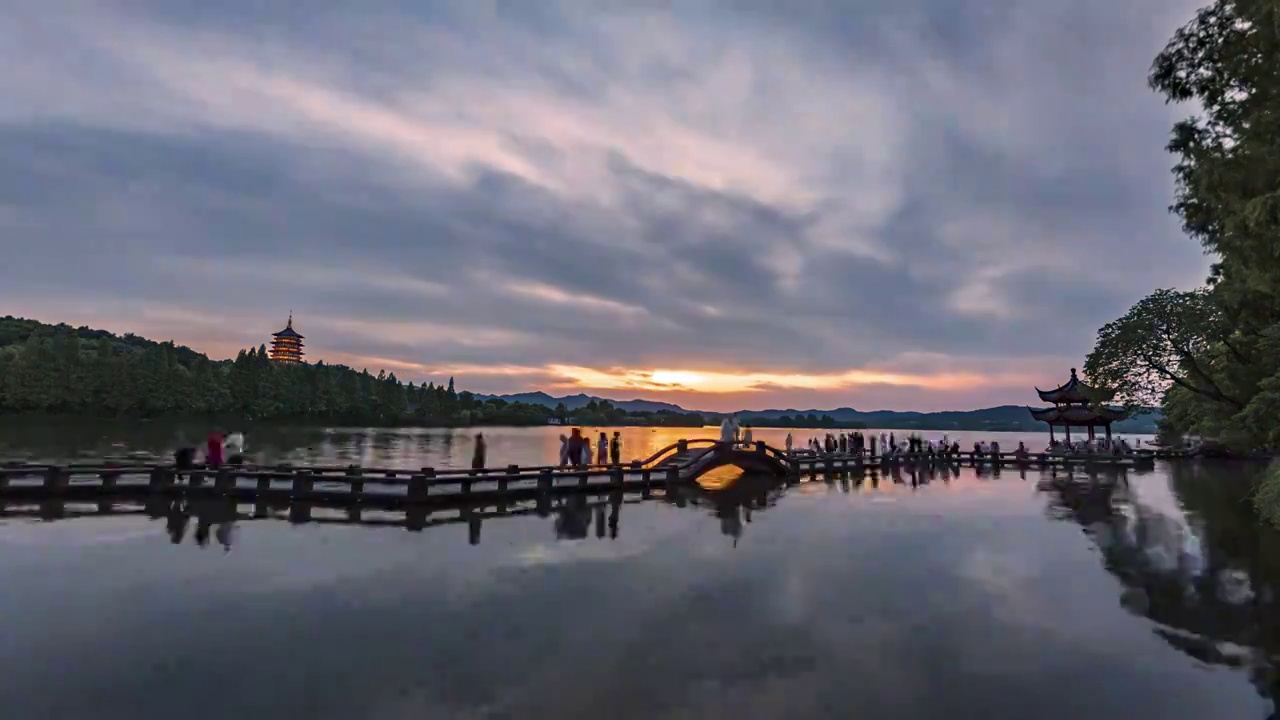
0 0 1213 413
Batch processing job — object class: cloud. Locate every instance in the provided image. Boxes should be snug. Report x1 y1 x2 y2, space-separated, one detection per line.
0 0 1213 410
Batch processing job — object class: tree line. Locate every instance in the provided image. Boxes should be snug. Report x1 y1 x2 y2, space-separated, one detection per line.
1073 2 1280 521
0 316 704 427
738 413 867 429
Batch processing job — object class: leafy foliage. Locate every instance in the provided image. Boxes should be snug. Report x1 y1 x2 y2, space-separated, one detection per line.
1086 1 1280 450
1255 462 1280 529
0 317 704 427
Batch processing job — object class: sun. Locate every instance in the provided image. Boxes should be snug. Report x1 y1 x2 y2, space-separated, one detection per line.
646 370 710 388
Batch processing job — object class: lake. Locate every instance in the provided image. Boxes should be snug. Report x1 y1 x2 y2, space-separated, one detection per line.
0 421 1157 468
1 423 1278 719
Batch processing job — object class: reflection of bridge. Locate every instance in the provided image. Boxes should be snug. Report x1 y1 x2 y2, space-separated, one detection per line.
0 477 782 549
0 438 1164 514
1 455 1131 547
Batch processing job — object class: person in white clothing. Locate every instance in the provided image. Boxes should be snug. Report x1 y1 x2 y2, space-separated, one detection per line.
225 432 246 465
742 426 753 445
719 417 736 444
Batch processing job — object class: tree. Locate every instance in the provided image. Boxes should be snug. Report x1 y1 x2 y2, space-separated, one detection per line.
1084 288 1242 411
1085 1 1280 450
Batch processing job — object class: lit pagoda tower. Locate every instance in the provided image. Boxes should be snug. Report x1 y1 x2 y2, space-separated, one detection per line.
269 312 305 364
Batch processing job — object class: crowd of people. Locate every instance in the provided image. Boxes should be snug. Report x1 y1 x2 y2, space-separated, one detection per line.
167 424 1141 476
783 430 1141 460
172 430 247 478
552 428 624 467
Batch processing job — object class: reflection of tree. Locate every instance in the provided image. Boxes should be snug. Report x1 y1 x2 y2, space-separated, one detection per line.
1040 464 1280 709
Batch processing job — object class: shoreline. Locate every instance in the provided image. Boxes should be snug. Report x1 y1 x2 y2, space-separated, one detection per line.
0 414 1157 435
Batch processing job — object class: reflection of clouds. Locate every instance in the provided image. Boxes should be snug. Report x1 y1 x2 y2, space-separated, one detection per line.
1 465 1271 718
954 543 1047 629
0 516 157 549
513 540 657 567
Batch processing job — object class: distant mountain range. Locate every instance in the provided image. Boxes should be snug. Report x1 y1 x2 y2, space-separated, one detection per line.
472 392 1163 433
472 392 690 414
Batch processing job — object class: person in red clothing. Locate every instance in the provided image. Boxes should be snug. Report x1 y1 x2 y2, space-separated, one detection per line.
206 431 225 468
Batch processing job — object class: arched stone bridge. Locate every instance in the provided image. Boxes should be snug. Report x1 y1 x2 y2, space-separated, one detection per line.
638 439 792 482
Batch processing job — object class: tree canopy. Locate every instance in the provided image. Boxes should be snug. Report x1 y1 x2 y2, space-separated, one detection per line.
1086 0 1280 450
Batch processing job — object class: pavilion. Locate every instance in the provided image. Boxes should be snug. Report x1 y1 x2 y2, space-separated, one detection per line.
1029 368 1123 444
269 312 305 364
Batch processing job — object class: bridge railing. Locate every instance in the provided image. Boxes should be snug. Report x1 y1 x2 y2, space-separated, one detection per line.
636 439 721 468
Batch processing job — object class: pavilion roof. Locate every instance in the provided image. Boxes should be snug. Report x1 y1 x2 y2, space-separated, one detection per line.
1028 404 1124 426
272 313 304 339
1035 368 1095 404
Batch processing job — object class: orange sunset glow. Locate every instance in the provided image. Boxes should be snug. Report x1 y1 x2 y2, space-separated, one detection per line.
1 0 1210 415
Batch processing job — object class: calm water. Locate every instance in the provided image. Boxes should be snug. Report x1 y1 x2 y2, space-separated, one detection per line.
0 421 1156 468
2 423 1278 719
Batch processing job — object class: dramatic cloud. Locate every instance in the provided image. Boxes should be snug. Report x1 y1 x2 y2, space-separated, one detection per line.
0 0 1211 410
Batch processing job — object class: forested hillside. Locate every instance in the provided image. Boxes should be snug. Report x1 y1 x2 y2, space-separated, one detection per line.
0 316 703 426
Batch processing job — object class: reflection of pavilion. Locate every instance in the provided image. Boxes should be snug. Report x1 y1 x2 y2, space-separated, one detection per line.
1029 368 1124 444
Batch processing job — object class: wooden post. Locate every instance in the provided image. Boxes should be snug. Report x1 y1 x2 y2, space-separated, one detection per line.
538 468 553 493
289 471 313 524
347 466 364 502
291 470 313 499
677 439 688 454
254 474 270 517
665 466 679 485
641 469 652 499
348 461 363 497
43 466 68 494
96 466 118 513
214 467 233 492
408 473 428 504
499 465 518 512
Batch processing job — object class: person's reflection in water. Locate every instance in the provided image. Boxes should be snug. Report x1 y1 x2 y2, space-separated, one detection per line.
607 493 621 539
553 496 592 540
214 518 235 551
716 497 743 547
165 499 190 544
194 513 213 547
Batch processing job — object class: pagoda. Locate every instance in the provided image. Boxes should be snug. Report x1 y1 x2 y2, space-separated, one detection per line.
269 312 305 364
1028 368 1123 444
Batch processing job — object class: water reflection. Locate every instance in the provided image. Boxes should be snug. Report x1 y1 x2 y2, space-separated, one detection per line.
0 419 1154 471
1038 463 1280 710
0 468 791 551
3 461 1278 718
